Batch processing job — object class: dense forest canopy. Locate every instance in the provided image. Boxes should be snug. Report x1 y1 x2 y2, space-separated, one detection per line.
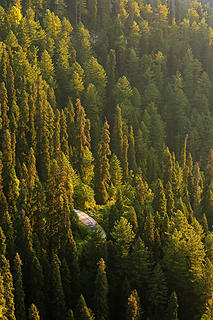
1 0 213 319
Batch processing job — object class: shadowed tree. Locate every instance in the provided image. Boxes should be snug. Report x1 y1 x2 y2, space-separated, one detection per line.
94 258 109 320
29 304 40 320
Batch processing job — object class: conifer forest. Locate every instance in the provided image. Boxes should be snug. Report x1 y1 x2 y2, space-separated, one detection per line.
2 0 213 319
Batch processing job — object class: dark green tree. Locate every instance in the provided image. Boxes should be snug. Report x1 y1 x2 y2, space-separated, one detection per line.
50 254 66 320
66 309 74 320
94 258 109 320
111 105 123 162
128 126 137 172
122 135 129 182
0 273 7 320
167 291 179 320
153 179 167 216
0 227 6 256
75 294 94 320
94 121 111 204
13 253 26 320
0 254 16 320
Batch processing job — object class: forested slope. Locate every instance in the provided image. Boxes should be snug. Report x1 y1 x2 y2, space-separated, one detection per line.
0 0 213 319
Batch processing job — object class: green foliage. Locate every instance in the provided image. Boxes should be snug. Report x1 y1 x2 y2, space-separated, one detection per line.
75 294 94 320
94 121 111 204
0 2 213 320
0 273 7 320
110 154 123 188
13 253 26 320
50 254 66 320
94 258 109 320
111 217 135 257
28 304 40 320
0 254 16 320
167 291 178 320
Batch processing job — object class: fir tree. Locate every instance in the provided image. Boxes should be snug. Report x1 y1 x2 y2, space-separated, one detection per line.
50 254 66 320
128 126 137 172
153 179 167 216
126 289 141 320
110 154 123 188
0 227 6 256
66 309 74 320
13 253 26 320
167 291 179 320
111 217 135 258
28 304 40 320
122 135 129 182
94 258 109 320
75 294 94 320
0 254 16 320
0 273 7 320
94 121 111 204
61 258 72 310
111 105 123 161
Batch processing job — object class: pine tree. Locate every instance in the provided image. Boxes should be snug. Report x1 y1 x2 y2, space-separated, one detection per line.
53 109 61 159
65 99 75 158
122 135 129 182
66 309 74 320
61 258 72 310
73 23 92 65
64 227 80 306
13 253 26 320
111 105 123 161
85 57 107 98
0 273 7 320
0 47 9 84
15 213 33 263
73 99 94 184
40 50 56 88
0 254 16 320
94 121 111 204
28 304 40 320
106 49 116 96
144 213 155 249
153 179 167 216
0 82 9 131
28 254 44 318
166 181 174 215
201 149 213 226
7 65 17 107
84 83 101 149
0 227 6 256
128 237 151 290
125 207 138 232
50 254 66 320
128 126 137 172
0 190 15 258
36 119 50 182
46 159 72 251
111 217 135 258
126 289 141 320
75 294 94 320
2 129 20 210
94 258 109 320
87 0 97 31
110 154 123 188
167 291 179 320
60 110 69 158
149 263 168 318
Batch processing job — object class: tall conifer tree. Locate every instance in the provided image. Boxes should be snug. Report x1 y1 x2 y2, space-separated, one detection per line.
94 258 109 320
94 121 111 204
